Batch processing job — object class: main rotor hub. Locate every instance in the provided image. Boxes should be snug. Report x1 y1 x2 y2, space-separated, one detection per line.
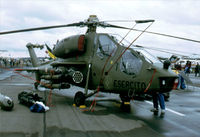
87 15 99 23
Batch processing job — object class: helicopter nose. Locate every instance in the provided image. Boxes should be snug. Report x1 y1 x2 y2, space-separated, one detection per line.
159 77 178 93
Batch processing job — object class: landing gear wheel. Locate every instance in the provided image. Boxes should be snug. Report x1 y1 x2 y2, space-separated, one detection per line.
74 91 85 107
119 94 131 112
34 82 39 90
120 102 131 112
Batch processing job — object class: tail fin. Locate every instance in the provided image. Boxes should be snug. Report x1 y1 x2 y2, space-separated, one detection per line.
45 44 56 59
26 43 44 88
26 43 43 67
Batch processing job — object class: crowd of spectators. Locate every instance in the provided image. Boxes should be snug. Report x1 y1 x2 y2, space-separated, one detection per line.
0 57 32 69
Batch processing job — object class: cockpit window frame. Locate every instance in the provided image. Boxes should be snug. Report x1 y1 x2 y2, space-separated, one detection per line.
96 33 118 58
133 48 162 64
120 49 143 76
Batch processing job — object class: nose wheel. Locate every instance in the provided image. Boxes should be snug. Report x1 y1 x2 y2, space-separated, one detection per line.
74 91 86 107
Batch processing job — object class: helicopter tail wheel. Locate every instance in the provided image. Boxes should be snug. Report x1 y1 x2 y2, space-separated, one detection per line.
74 91 86 107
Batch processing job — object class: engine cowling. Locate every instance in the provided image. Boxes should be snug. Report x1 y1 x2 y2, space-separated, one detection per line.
52 35 85 58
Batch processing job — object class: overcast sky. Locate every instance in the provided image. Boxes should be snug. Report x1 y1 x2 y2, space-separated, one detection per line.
0 0 200 58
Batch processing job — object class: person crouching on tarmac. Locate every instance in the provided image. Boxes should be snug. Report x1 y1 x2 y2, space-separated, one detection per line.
151 92 165 116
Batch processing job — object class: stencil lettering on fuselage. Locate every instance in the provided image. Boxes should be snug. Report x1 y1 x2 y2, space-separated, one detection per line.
113 80 146 91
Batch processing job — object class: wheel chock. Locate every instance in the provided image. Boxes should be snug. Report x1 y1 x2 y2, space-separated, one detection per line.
79 105 86 108
124 102 130 105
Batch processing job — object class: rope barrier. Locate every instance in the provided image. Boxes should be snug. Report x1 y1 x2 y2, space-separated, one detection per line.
0 66 54 107
144 69 157 93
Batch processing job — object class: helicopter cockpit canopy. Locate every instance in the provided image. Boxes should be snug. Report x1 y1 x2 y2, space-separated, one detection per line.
120 50 143 76
96 34 143 76
96 33 163 76
96 34 118 58
133 48 162 64
108 34 161 64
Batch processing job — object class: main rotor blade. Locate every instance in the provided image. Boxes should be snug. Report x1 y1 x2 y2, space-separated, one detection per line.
102 19 154 23
0 22 83 35
135 20 155 23
106 24 200 43
102 20 135 22
135 45 200 56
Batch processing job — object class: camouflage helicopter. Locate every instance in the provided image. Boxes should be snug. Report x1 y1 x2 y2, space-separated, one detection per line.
1 15 198 109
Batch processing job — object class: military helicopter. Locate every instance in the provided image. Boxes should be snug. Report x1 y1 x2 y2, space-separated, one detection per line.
0 15 198 109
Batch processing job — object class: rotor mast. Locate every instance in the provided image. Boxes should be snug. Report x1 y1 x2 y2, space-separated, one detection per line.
86 15 99 33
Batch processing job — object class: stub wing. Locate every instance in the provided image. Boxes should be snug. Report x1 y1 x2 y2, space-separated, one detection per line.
14 60 86 73
50 61 86 67
14 67 40 72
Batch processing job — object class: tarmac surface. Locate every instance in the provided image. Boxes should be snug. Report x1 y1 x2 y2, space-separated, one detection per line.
0 69 200 137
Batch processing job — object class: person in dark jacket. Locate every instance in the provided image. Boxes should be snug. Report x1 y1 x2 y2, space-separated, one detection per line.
184 61 191 76
195 63 199 77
